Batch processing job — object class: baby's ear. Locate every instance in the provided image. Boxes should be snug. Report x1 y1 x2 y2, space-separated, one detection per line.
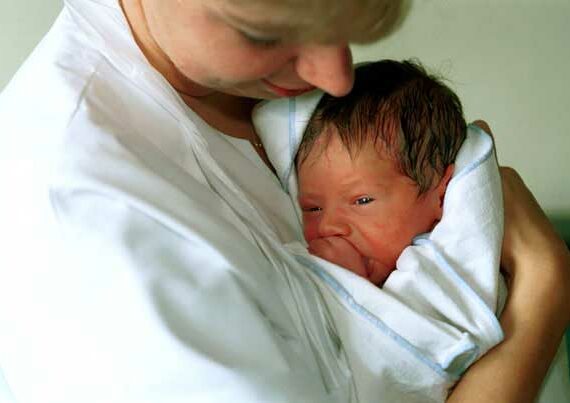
429 165 455 227
436 164 455 208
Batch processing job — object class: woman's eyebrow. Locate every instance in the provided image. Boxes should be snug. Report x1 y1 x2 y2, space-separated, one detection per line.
222 12 298 35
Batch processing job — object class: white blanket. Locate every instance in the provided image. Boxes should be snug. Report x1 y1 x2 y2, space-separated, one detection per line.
253 92 506 401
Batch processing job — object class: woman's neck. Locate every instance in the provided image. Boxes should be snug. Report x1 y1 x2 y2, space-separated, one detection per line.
120 0 211 97
120 0 259 139
120 0 273 171
181 92 260 140
184 92 275 172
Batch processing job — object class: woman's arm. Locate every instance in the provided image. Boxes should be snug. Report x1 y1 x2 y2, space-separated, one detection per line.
448 167 570 402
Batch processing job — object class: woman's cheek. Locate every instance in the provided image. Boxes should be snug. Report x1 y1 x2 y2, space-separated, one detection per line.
211 37 296 80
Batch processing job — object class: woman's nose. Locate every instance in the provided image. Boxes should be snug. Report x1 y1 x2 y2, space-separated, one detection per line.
317 211 351 237
295 44 354 97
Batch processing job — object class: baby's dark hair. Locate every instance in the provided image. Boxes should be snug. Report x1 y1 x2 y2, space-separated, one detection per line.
297 59 466 194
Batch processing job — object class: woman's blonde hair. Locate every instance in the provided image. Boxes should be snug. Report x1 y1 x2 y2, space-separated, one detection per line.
298 60 467 194
229 0 408 43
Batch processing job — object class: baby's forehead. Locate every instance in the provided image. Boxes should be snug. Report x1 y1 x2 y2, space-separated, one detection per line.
298 141 409 193
304 129 395 166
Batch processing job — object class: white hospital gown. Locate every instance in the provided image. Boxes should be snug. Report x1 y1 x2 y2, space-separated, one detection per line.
0 1 568 402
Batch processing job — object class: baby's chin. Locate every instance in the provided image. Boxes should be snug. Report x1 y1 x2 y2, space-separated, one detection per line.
364 257 395 286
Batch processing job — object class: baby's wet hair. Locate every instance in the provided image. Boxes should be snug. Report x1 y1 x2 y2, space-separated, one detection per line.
297 59 467 194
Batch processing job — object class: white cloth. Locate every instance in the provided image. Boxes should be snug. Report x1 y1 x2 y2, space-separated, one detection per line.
0 2 350 402
0 1 568 402
254 93 506 397
253 91 570 401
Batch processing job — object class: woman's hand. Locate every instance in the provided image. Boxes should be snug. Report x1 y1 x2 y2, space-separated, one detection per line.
474 119 570 325
448 121 570 402
500 166 570 325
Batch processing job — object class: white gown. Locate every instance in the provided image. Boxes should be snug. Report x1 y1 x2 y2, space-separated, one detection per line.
0 1 568 402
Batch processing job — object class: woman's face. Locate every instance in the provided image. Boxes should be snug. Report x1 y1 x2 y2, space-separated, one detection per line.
139 0 393 99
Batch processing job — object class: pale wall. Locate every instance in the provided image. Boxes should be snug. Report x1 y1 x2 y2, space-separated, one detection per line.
353 0 570 215
0 0 62 89
1 0 569 213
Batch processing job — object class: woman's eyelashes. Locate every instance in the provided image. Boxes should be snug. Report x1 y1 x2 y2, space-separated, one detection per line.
239 30 282 47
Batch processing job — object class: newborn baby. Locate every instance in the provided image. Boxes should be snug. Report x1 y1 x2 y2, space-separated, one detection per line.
252 59 505 401
296 60 466 285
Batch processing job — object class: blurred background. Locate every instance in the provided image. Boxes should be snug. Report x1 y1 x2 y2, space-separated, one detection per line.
1 0 568 239
352 0 570 243
0 0 569 400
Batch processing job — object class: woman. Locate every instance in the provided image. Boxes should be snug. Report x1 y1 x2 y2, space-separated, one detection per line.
0 0 567 402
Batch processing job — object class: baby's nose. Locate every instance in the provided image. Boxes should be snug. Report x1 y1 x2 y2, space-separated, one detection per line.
318 212 351 237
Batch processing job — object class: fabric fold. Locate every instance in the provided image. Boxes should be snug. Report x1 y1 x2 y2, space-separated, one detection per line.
254 94 506 399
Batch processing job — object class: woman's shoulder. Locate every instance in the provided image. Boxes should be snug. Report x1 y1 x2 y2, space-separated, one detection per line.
0 0 203 187
0 8 104 135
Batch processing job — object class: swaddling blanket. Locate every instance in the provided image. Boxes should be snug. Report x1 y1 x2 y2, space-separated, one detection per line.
253 91 506 402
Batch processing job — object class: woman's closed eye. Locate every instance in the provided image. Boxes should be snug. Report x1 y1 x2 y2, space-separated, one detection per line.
354 196 375 206
239 30 282 47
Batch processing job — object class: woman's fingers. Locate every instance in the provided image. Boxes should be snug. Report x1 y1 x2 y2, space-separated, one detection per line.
471 119 493 136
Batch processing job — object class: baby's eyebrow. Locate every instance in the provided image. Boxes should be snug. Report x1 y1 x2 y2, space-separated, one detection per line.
298 193 318 201
337 178 370 192
338 180 388 194
337 177 362 187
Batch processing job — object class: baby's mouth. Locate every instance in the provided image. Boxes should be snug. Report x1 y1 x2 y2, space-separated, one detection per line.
362 256 374 279
344 240 371 279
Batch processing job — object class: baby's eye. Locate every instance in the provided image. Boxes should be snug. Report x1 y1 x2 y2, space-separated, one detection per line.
354 196 375 206
302 206 322 213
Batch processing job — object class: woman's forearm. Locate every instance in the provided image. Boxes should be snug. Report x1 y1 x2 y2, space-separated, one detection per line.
448 260 568 402
448 167 570 402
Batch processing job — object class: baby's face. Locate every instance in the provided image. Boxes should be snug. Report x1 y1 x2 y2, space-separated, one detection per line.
298 131 441 284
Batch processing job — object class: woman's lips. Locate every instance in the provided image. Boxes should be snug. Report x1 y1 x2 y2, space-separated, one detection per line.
262 79 315 97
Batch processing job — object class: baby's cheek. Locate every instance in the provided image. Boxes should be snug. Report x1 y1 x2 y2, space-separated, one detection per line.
302 216 320 243
366 236 400 275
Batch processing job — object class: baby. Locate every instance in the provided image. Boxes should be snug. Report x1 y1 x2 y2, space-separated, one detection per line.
296 60 466 285
252 59 505 399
